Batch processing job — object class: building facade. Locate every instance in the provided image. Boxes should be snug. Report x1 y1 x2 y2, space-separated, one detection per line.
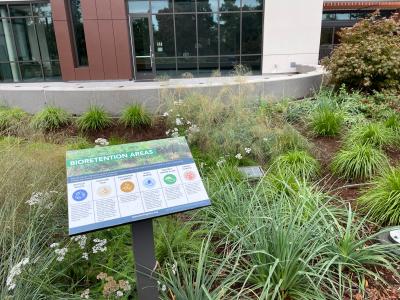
0 0 323 82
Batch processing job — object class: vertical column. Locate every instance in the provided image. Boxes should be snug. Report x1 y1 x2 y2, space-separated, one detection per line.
0 8 19 82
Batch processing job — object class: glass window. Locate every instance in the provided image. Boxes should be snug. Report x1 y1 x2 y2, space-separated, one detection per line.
197 0 218 12
220 13 240 55
20 61 42 81
36 17 59 60
151 0 172 13
11 18 41 62
241 55 261 72
32 3 52 17
128 0 150 13
220 56 239 72
177 56 197 73
320 27 333 45
322 13 336 21
197 13 218 56
174 0 195 12
336 13 350 20
242 0 263 11
70 0 88 66
152 15 175 57
43 61 61 80
175 14 196 56
0 62 14 82
9 4 32 17
241 12 262 54
155 57 176 71
198 56 218 75
219 0 240 11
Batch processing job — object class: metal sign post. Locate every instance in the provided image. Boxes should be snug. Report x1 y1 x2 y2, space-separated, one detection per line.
131 219 159 300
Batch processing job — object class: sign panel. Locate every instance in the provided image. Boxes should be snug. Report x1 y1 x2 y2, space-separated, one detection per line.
66 137 211 235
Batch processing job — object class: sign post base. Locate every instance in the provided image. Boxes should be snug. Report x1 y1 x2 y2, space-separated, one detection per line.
131 219 159 300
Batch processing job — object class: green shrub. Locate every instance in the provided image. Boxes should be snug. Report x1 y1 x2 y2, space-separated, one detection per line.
77 105 112 131
345 122 396 148
322 14 400 92
30 106 70 131
358 167 400 225
331 143 388 180
385 114 400 145
0 107 27 131
120 104 151 128
270 150 320 180
310 106 344 136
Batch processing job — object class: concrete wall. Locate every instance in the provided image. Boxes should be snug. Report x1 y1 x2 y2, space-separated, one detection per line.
262 0 324 74
51 0 132 81
0 66 324 115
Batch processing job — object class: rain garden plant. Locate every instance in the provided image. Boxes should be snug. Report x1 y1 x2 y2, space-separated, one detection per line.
76 105 112 131
120 104 152 128
331 143 389 181
30 106 70 131
310 105 344 136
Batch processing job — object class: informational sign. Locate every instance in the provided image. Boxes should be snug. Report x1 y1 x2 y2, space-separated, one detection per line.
66 137 211 235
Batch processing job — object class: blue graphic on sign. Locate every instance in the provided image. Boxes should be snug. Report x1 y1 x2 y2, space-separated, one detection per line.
72 189 88 201
143 177 156 188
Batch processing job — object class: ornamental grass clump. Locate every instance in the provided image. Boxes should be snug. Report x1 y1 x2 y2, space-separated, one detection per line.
119 104 152 128
0 107 28 132
358 167 400 225
384 114 400 145
77 105 112 131
331 143 388 181
345 122 396 148
310 106 344 136
30 106 70 131
270 150 320 180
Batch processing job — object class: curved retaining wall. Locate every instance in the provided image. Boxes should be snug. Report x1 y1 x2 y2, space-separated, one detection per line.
0 65 324 115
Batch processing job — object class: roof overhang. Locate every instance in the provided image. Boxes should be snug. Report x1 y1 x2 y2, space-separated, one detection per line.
324 1 400 10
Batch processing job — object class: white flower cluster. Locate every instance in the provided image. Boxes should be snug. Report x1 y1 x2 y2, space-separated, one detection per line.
157 281 167 292
71 235 87 249
95 138 109 147
6 257 29 291
216 158 226 167
55 247 68 262
165 128 179 138
188 124 200 133
80 288 90 299
92 238 107 253
26 191 57 207
82 252 89 260
235 147 252 160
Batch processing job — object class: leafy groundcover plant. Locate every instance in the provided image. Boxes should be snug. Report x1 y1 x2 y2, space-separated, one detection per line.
310 106 344 136
120 104 152 128
77 105 112 131
31 106 70 131
331 143 389 181
358 167 400 225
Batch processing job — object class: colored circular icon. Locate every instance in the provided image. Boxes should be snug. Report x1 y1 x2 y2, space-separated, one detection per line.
120 181 135 193
72 189 88 201
143 177 156 188
184 170 196 181
96 185 112 197
163 174 177 185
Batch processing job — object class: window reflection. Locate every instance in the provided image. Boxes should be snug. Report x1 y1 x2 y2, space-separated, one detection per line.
0 2 60 82
175 14 196 56
197 13 218 56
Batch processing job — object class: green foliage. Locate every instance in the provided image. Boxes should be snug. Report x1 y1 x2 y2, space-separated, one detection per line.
310 105 344 136
345 122 396 148
119 104 152 128
322 14 400 92
65 136 92 150
0 107 28 132
270 150 320 180
76 105 112 131
359 167 400 225
331 143 389 180
30 106 70 131
264 125 310 158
